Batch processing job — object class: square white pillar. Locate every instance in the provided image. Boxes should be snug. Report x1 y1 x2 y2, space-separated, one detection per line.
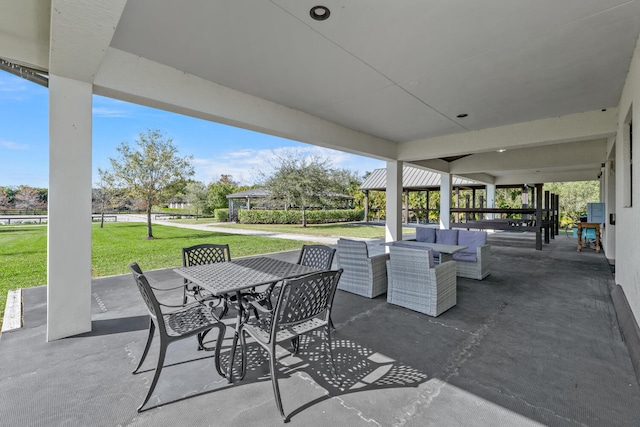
385 161 403 242
47 75 93 341
440 173 452 229
604 159 616 262
486 184 496 219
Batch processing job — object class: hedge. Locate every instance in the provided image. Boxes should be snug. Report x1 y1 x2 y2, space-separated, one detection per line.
238 209 364 224
214 208 229 222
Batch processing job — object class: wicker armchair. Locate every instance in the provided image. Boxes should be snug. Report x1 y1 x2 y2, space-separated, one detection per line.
386 246 457 317
336 238 389 298
454 244 491 280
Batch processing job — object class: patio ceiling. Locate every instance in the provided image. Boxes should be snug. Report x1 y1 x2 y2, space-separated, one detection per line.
2 0 640 184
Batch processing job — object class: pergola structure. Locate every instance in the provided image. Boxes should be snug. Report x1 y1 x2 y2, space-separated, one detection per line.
359 165 485 223
1 2 639 366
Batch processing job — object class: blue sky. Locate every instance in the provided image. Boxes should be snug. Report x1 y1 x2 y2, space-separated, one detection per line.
0 72 384 188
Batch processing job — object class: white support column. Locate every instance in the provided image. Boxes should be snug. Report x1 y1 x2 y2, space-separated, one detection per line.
486 184 496 220
47 75 93 341
604 159 616 262
440 173 452 229
385 161 403 242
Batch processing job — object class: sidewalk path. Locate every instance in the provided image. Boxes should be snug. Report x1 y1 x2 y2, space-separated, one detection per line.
116 214 381 246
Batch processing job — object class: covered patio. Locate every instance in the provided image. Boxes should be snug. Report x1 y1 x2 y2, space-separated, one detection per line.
0 1 638 347
2 3 640 425
1 233 637 426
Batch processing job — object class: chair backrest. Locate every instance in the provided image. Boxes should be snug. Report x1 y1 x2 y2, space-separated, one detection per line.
297 244 336 270
271 269 343 338
129 263 164 327
337 238 370 265
388 246 434 269
182 243 231 267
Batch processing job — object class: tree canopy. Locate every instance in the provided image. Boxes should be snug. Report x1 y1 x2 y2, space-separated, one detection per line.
104 129 194 238
260 152 354 227
545 181 599 225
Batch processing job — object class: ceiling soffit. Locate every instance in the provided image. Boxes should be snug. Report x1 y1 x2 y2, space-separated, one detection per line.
110 0 640 144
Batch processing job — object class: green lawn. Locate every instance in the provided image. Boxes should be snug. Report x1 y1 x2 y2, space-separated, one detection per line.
173 220 414 239
0 222 317 329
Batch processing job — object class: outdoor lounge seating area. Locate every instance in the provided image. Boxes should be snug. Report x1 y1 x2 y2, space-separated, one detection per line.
413 227 491 280
1 232 639 426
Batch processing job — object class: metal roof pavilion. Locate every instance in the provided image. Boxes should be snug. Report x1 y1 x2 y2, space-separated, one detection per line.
360 166 482 191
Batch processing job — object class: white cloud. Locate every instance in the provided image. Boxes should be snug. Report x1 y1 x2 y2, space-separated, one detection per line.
192 145 384 186
225 150 254 159
1 140 29 150
92 107 130 118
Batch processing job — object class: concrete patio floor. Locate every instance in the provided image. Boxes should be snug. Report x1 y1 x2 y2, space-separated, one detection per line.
1 231 638 426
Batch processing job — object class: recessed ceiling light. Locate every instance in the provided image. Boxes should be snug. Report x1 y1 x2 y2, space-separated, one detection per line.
310 6 330 21
456 113 468 118
497 149 506 153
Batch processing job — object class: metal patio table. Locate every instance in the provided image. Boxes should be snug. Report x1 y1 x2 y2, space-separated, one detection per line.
174 256 319 382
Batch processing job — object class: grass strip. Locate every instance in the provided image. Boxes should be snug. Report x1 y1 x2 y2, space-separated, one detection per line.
0 222 316 329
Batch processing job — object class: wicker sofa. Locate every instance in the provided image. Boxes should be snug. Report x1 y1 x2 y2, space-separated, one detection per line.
336 238 389 298
386 245 457 317
414 227 490 280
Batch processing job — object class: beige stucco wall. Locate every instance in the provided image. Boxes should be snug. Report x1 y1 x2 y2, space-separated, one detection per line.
615 33 640 321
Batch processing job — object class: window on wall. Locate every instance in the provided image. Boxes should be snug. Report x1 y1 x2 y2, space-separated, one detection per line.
624 116 633 207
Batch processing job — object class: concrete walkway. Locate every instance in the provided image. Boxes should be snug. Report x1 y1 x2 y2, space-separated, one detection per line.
117 214 370 245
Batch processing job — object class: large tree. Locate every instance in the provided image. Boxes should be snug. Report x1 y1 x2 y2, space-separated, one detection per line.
0 187 10 211
206 175 241 212
94 170 120 228
545 181 600 226
107 129 194 238
185 181 208 218
14 186 43 211
261 153 350 227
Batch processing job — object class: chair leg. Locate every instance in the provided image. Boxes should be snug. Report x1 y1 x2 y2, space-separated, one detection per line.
197 328 213 351
227 323 243 383
133 319 155 374
269 344 287 421
212 324 227 377
239 329 248 380
137 339 168 412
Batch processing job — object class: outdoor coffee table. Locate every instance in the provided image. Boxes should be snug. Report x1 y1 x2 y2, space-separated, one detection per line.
174 256 318 382
382 240 468 263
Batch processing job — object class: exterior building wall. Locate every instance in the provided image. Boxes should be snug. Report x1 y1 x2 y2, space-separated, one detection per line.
614 33 640 322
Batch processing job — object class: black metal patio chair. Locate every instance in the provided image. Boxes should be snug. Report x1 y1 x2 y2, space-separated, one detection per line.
297 244 336 270
181 243 231 306
129 262 226 412
249 244 336 311
239 269 343 422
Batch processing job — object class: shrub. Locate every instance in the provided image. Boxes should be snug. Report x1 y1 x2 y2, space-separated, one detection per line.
214 208 229 222
238 209 364 224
